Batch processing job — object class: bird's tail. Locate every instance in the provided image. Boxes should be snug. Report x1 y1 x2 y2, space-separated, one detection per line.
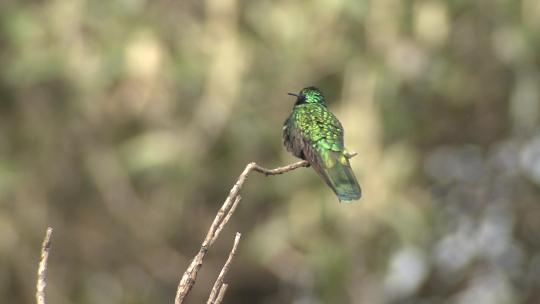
317 151 362 202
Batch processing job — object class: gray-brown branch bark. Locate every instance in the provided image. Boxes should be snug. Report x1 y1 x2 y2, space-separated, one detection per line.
36 227 53 304
206 232 241 304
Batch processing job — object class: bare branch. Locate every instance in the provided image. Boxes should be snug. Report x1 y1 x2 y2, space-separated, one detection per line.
174 153 358 303
211 196 241 246
345 151 358 159
214 284 228 304
36 227 53 304
251 160 309 176
207 233 241 304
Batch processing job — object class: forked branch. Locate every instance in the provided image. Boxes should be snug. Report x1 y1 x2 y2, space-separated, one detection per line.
206 232 241 304
174 152 357 303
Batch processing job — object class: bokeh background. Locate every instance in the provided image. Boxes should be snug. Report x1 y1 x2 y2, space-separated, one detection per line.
1 0 540 303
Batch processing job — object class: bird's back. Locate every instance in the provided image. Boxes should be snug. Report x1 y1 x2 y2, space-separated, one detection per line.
283 103 361 201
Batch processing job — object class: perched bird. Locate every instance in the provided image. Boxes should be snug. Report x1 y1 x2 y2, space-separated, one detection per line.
283 87 361 202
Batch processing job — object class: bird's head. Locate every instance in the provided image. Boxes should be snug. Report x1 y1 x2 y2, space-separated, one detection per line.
288 86 326 106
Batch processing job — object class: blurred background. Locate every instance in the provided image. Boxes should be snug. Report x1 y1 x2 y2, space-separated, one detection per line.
1 0 540 303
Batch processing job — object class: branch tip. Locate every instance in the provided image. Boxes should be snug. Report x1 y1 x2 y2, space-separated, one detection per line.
36 227 53 304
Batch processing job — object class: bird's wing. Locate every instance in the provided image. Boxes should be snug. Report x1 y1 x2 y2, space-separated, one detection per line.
289 107 339 186
296 107 361 201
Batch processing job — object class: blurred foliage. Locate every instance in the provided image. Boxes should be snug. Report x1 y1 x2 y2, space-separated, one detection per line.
1 0 540 303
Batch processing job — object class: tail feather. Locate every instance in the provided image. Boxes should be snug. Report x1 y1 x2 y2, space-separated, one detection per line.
315 151 362 202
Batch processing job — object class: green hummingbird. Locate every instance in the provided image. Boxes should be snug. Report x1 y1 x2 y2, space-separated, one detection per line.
283 87 361 202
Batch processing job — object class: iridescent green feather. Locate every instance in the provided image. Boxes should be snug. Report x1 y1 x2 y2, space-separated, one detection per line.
283 87 361 201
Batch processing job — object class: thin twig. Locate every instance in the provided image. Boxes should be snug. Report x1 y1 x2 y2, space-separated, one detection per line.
345 151 358 159
251 159 309 176
174 153 358 303
211 196 241 245
36 227 53 304
214 284 228 304
207 233 241 304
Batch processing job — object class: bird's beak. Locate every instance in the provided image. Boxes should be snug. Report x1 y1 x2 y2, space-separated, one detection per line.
287 93 298 97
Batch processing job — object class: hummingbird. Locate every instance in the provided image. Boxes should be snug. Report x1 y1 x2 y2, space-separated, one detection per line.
283 86 361 202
